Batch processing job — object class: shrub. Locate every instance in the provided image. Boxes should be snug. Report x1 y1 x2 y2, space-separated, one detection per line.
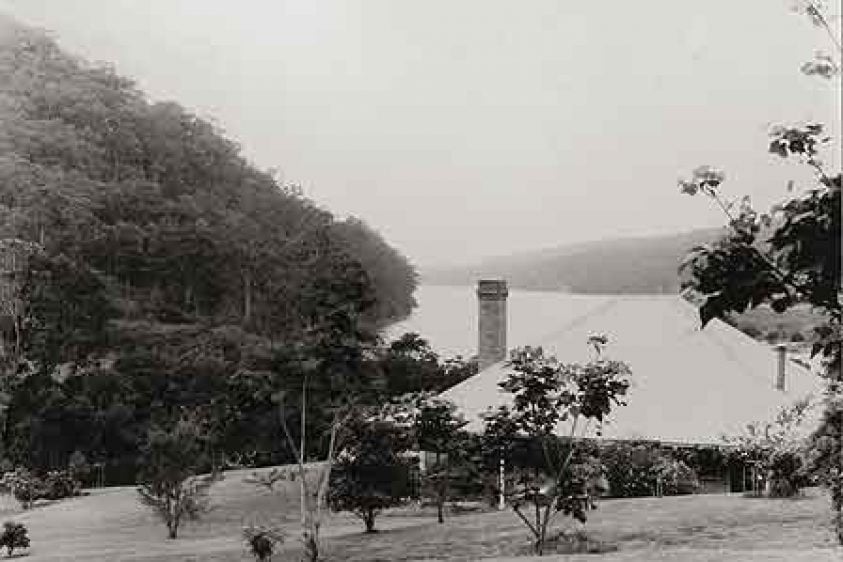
0 521 30 557
328 410 414 533
598 442 699 498
654 457 699 496
137 420 220 539
0 470 38 510
767 450 810 498
0 468 82 509
68 450 91 481
243 525 285 561
728 399 814 498
600 443 660 498
41 470 82 500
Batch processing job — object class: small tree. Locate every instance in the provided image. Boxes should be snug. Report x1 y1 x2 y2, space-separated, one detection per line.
0 469 39 510
137 419 220 539
0 521 29 557
391 393 469 523
483 337 631 556
328 408 414 532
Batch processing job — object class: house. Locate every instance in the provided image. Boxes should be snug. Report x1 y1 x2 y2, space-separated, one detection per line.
391 281 825 494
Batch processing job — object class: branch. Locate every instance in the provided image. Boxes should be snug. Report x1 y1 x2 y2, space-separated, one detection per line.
545 416 589 529
705 190 810 301
315 405 355 519
511 503 540 538
558 415 580 476
807 2 843 54
277 400 310 503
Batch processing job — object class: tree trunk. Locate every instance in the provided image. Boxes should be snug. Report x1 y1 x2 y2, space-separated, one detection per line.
303 527 319 561
167 518 178 539
300 378 307 530
535 535 544 556
243 268 253 325
364 509 376 533
837 380 843 545
834 466 843 545
437 500 444 524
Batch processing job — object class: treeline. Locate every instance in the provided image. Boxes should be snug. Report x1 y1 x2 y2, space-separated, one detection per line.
1 330 476 483
0 18 430 481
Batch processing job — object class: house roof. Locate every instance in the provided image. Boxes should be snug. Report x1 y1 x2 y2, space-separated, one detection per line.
391 286 825 445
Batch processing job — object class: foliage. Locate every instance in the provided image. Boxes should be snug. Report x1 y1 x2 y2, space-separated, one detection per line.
0 468 39 510
328 407 415 533
243 525 285 562
379 333 479 396
725 399 814 498
0 522 29 557
598 442 699 498
0 467 80 509
809 396 843 512
136 419 220 539
38 470 82 501
0 18 416 483
389 392 470 523
677 0 841 540
482 339 631 555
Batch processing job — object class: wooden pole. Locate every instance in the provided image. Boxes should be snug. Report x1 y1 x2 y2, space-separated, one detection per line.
498 457 505 510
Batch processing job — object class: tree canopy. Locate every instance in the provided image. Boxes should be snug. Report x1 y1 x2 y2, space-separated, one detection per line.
0 17 419 479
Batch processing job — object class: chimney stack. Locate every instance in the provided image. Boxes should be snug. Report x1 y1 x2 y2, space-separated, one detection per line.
477 279 508 370
775 345 786 391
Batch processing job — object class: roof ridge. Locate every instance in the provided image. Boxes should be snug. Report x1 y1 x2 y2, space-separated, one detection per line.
531 297 622 350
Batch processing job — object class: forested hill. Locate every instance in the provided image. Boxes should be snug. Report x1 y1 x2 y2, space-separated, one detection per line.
0 17 425 474
422 228 723 294
0 16 416 351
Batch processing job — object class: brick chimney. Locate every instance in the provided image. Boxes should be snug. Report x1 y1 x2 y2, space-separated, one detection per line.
477 279 508 370
775 345 786 391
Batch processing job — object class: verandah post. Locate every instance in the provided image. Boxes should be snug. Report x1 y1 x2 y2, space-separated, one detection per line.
498 457 505 510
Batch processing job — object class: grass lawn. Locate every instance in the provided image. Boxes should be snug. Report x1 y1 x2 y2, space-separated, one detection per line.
3 467 840 561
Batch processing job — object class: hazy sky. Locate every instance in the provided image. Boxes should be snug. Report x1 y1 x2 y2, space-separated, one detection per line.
1 0 839 267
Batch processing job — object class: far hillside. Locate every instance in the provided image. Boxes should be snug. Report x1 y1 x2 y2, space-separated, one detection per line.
422 229 828 343
423 228 724 294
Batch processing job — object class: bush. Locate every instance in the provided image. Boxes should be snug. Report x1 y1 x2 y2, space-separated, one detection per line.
243 525 285 561
0 521 30 557
654 458 699 496
0 469 82 509
767 450 810 498
599 442 699 498
600 443 661 498
68 450 91 481
41 470 82 500
0 469 40 510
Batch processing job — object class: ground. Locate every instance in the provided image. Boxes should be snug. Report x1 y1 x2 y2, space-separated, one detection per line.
1 467 839 561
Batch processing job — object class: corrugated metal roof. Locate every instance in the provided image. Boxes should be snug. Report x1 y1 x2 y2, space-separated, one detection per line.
391 286 825 445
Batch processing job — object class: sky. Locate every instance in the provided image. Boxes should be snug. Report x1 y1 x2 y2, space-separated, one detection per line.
0 0 839 268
